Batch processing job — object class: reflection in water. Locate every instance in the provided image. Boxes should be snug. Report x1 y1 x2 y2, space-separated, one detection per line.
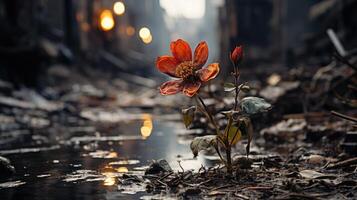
101 166 129 186
115 167 129 173
107 152 118 158
88 150 118 159
102 172 117 186
1 114 210 198
141 114 153 139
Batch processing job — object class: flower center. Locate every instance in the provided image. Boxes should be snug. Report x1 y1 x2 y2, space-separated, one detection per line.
175 61 196 79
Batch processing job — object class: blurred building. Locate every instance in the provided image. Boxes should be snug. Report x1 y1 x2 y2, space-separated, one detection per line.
220 0 357 70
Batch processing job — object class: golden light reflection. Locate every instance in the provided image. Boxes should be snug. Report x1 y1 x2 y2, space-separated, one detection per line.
113 1 125 15
107 152 118 158
140 114 153 138
116 167 129 173
99 10 115 31
142 34 153 44
102 172 116 186
267 73 281 86
126 26 135 36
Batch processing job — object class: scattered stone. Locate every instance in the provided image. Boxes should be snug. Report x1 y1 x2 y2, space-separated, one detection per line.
234 157 253 169
0 156 15 178
145 159 172 175
304 154 326 165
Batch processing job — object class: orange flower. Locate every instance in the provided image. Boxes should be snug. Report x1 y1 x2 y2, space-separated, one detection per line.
156 39 220 97
230 45 243 65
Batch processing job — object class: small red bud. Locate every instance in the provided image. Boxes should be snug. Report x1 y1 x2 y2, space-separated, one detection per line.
230 46 243 65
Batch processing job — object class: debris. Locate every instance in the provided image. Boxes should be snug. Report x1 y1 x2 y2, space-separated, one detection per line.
303 154 329 165
234 157 253 169
299 170 336 179
326 157 357 169
261 119 306 142
181 187 201 197
145 159 173 175
259 81 300 102
0 180 26 189
342 131 357 155
0 156 15 178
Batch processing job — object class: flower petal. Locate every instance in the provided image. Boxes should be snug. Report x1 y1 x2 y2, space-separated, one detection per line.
183 81 201 97
230 46 243 64
159 80 183 95
194 41 208 68
156 56 179 77
170 39 192 62
197 63 220 82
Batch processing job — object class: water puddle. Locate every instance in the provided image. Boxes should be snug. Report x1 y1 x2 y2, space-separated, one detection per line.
0 113 209 199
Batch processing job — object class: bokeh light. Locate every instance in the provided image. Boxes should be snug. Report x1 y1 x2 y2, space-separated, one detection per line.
142 34 153 44
126 26 135 36
113 1 125 16
139 27 152 44
99 10 115 31
139 27 151 39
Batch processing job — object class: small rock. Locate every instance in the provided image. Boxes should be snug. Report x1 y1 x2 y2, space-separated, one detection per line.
145 159 172 175
234 157 253 169
0 156 15 178
305 155 326 165
303 154 337 165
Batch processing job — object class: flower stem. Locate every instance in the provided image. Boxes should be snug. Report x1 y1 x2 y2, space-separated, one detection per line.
196 94 220 135
233 63 240 111
214 145 227 165
226 147 232 175
196 94 227 166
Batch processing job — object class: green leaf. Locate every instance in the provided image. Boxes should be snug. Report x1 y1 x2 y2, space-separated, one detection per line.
240 97 271 115
224 82 236 92
190 135 217 157
240 85 250 93
224 122 241 145
182 106 196 128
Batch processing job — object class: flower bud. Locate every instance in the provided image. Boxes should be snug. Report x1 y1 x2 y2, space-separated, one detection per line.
230 46 243 65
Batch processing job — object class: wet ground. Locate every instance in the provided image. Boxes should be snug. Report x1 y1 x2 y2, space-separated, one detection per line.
0 115 211 200
0 64 356 199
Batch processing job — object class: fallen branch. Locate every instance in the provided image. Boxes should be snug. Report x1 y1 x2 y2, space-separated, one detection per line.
331 111 357 123
326 157 357 169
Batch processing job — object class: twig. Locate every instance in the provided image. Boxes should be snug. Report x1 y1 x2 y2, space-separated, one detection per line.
159 171 173 181
333 53 357 71
243 186 273 191
210 184 234 192
326 157 357 169
155 179 168 187
177 160 185 173
331 110 357 123
234 193 250 200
